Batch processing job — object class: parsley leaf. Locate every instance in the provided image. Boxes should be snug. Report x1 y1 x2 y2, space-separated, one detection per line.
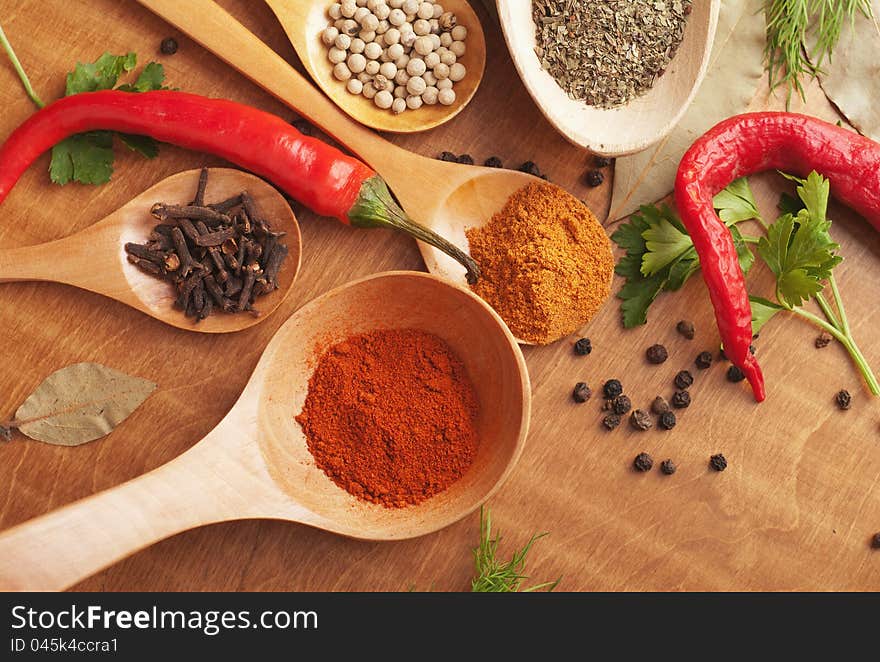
713 177 762 224
749 296 784 336
49 53 167 186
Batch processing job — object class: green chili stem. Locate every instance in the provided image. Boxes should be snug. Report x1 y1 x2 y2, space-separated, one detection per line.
790 306 880 396
0 23 44 109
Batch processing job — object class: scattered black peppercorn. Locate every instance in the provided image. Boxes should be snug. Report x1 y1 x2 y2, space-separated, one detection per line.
671 390 691 408
572 382 591 403
602 413 621 430
593 155 612 168
0 425 11 442
674 370 694 390
518 161 542 177
630 409 653 431
483 156 503 168
660 459 677 475
871 532 880 549
611 395 632 415
646 344 668 364
438 151 458 162
160 37 178 55
585 170 604 187
659 411 677 430
709 453 728 472
457 154 475 165
603 379 623 399
815 332 832 349
836 389 852 410
727 365 745 383
695 351 713 370
651 396 669 415
676 320 695 340
574 337 592 355
633 452 654 472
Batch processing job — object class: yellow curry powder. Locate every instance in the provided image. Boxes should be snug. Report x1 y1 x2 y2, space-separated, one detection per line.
466 182 614 344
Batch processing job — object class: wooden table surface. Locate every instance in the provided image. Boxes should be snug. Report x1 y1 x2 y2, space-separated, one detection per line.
0 0 877 591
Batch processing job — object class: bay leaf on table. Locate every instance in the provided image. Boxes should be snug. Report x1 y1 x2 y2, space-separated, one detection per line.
609 0 766 221
10 362 156 446
808 0 880 142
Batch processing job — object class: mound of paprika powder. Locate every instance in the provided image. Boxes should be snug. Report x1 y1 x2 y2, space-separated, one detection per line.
296 329 479 508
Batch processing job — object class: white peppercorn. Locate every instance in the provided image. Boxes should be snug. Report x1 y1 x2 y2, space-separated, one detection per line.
376 19 389 34
449 62 466 82
402 0 419 16
389 0 403 7
334 33 352 50
429 34 441 50
439 11 456 30
433 62 449 79
394 69 410 85
439 32 452 47
333 62 352 81
334 18 347 30
451 25 467 41
384 27 401 44
373 73 391 91
350 37 366 53
361 13 379 31
341 19 359 34
393 84 407 98
433 4 443 19
406 94 423 109
362 82 378 99
366 0 382 9
406 57 426 76
388 8 406 25
438 87 455 105
392 97 407 114
414 35 433 55
450 40 465 57
440 50 456 66
386 43 404 60
328 47 346 64
395 53 410 69
353 6 370 24
375 4 390 20
341 0 357 18
422 85 439 104
329 3 343 20
406 75 426 95
379 61 397 78
422 70 437 86
437 77 452 90
347 53 367 73
424 51 440 68
417 2 434 20
413 19 431 36
364 41 382 59
357 71 372 83
346 77 364 94
374 89 394 108
401 30 417 48
359 30 376 42
365 59 380 75
429 19 440 34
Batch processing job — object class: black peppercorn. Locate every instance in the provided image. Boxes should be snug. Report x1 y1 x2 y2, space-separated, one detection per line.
457 154 475 165
602 379 623 399
572 382 591 403
651 396 669 415
836 389 852 410
695 351 713 369
646 344 668 364
574 338 592 355
872 532 880 549
602 413 621 430
727 365 745 382
676 320 695 340
633 452 654 472
611 395 632 415
674 370 694 390
593 155 612 168
671 390 691 409
484 156 503 168
709 453 727 472
659 411 677 430
160 37 179 55
630 409 653 431
660 459 677 475
438 151 458 162
518 161 542 177
815 332 832 349
585 170 604 187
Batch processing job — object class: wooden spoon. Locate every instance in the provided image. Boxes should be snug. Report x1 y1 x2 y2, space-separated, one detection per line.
136 0 542 291
263 0 486 133
0 168 301 333
495 0 720 156
0 271 530 591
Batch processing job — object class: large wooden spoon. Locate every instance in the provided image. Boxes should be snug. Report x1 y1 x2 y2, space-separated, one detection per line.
0 271 529 591
263 0 486 133
0 168 301 333
136 0 541 289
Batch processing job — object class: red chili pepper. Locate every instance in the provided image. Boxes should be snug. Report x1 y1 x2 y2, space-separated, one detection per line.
0 90 479 282
675 112 880 402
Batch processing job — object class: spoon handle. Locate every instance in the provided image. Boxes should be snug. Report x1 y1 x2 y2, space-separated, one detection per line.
0 424 277 591
135 0 398 168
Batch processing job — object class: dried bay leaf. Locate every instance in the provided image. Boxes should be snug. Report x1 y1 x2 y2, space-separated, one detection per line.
610 0 766 220
808 0 880 142
10 363 156 446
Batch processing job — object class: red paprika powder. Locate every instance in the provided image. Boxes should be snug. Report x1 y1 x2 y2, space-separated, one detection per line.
296 329 479 508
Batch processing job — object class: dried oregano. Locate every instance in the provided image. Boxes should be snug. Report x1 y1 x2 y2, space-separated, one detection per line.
532 0 692 108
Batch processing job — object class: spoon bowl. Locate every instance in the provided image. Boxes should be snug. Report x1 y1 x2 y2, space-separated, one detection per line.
265 0 486 133
0 168 301 333
495 0 720 156
0 272 530 590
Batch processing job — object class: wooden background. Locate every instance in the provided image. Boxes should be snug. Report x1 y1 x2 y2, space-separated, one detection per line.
0 0 877 591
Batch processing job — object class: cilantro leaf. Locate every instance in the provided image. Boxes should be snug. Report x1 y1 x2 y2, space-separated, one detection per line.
49 53 166 186
713 177 762 224
750 296 784 335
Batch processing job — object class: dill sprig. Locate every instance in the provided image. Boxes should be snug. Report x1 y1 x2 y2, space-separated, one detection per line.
765 0 873 103
471 507 560 592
